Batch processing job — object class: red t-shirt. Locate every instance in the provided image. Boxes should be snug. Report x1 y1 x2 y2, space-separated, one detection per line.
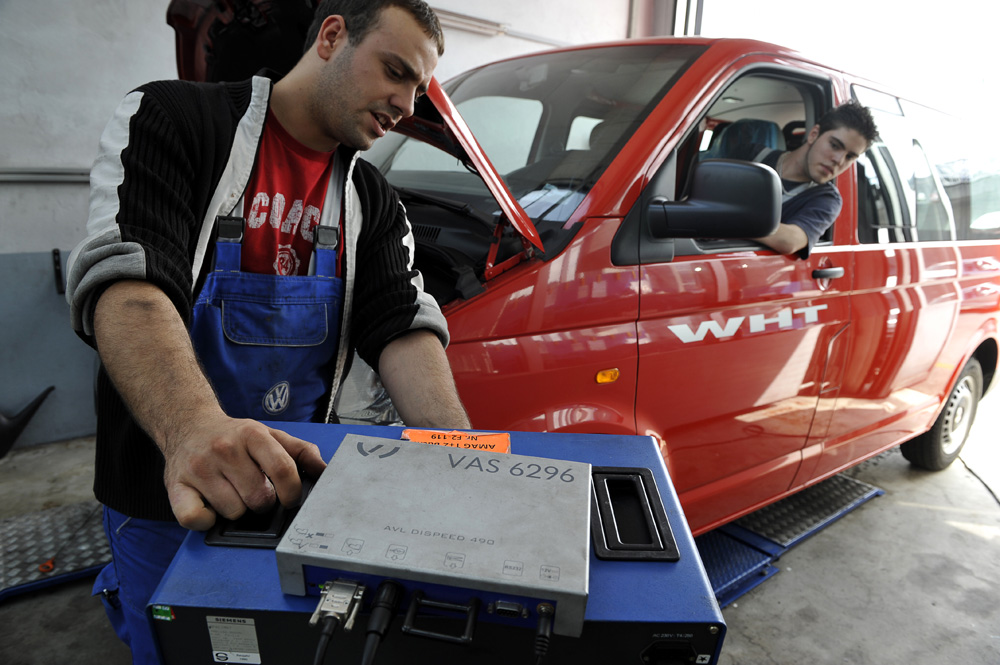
241 110 336 275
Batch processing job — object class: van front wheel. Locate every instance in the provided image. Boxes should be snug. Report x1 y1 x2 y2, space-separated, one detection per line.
901 357 982 471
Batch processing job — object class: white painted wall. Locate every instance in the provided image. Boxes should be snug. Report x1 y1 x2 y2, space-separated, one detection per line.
0 1 175 255
0 1 176 174
431 1 632 81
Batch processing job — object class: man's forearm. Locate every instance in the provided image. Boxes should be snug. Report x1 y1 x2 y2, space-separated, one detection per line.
754 223 808 255
378 330 472 429
94 280 223 449
92 279 327 529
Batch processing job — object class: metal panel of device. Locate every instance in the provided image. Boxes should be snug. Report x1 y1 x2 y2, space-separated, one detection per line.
276 435 591 636
150 423 727 665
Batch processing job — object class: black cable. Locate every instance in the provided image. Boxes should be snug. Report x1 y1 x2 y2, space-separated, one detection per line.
959 455 1000 507
312 615 340 665
360 580 404 665
532 604 554 665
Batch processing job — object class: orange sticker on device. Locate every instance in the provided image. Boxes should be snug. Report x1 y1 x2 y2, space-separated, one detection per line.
401 429 511 453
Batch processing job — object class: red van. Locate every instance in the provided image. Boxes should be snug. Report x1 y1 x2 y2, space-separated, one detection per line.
367 37 1000 535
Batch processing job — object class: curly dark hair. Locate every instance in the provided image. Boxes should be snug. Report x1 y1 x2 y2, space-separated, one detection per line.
303 0 444 56
817 100 879 146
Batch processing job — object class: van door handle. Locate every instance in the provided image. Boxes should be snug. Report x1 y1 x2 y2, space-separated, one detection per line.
812 267 845 280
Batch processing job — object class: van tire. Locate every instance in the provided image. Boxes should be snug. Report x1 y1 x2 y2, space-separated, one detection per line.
901 357 982 471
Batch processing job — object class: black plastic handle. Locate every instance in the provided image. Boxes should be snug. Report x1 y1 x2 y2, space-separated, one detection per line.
401 591 480 645
591 467 679 561
812 267 845 280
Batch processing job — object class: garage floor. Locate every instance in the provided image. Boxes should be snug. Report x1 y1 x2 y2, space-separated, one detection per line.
1 391 998 665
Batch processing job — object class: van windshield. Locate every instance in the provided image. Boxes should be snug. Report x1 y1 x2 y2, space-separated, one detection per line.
364 44 704 304
367 44 705 226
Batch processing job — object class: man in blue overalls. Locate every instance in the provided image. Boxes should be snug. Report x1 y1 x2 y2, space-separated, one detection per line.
65 2 470 662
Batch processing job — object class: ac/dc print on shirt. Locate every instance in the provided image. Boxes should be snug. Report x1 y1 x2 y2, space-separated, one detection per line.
242 109 336 275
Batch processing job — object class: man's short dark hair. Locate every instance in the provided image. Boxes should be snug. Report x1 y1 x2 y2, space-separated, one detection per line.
304 0 444 56
817 100 879 147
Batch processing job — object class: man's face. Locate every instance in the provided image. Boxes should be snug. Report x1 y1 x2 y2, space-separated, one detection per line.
804 125 869 184
311 7 438 151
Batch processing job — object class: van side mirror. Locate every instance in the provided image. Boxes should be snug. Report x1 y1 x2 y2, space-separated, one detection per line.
648 159 781 239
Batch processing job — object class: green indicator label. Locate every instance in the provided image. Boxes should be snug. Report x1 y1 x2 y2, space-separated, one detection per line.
151 605 175 622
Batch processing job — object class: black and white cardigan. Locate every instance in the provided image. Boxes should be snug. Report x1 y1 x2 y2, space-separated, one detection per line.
66 73 446 520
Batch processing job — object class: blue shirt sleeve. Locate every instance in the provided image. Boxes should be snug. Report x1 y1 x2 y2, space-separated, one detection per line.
781 184 842 259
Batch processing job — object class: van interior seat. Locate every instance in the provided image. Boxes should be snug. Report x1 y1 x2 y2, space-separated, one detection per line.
783 120 807 151
589 118 629 151
703 118 785 160
541 114 634 185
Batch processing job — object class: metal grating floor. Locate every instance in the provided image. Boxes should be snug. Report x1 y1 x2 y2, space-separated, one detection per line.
0 500 109 601
695 529 779 607
734 474 883 547
696 473 883 607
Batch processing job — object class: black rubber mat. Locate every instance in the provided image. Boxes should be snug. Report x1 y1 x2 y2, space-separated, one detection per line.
0 500 109 601
734 474 883 547
696 473 883 606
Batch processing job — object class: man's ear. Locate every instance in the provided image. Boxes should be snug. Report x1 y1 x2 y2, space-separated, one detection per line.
315 15 348 60
805 124 821 145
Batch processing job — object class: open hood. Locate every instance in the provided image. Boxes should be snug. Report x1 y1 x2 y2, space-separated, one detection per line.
393 79 544 252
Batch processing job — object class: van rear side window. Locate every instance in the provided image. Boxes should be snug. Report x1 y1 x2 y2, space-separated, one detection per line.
855 87 1000 243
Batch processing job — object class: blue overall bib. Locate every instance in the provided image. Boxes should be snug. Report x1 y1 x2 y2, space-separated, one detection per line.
93 222 345 665
189 220 345 422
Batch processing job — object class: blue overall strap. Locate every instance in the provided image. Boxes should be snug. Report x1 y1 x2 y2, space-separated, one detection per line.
213 216 244 271
313 225 339 278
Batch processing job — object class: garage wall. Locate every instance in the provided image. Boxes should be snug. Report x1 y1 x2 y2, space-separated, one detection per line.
0 2 176 180
0 1 176 448
0 0 632 448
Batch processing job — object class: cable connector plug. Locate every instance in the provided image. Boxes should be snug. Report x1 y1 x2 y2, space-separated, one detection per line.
533 603 555 665
361 580 404 665
310 579 365 631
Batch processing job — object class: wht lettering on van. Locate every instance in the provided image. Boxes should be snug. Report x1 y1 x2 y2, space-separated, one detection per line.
668 305 827 343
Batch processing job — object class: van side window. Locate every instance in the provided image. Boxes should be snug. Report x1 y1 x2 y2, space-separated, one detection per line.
856 151 895 243
694 72 810 168
911 140 955 241
897 100 1000 242
670 71 830 255
950 159 1000 240
857 135 973 244
856 86 1000 243
859 143 922 244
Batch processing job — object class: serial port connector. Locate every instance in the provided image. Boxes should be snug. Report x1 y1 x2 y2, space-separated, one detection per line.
493 600 524 618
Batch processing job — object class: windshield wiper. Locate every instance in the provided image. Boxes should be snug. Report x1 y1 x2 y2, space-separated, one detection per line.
395 187 495 232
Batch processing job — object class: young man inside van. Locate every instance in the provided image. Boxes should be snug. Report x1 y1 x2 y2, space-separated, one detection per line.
735 101 878 258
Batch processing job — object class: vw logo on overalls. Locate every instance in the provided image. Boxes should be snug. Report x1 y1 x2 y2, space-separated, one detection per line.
262 381 291 415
